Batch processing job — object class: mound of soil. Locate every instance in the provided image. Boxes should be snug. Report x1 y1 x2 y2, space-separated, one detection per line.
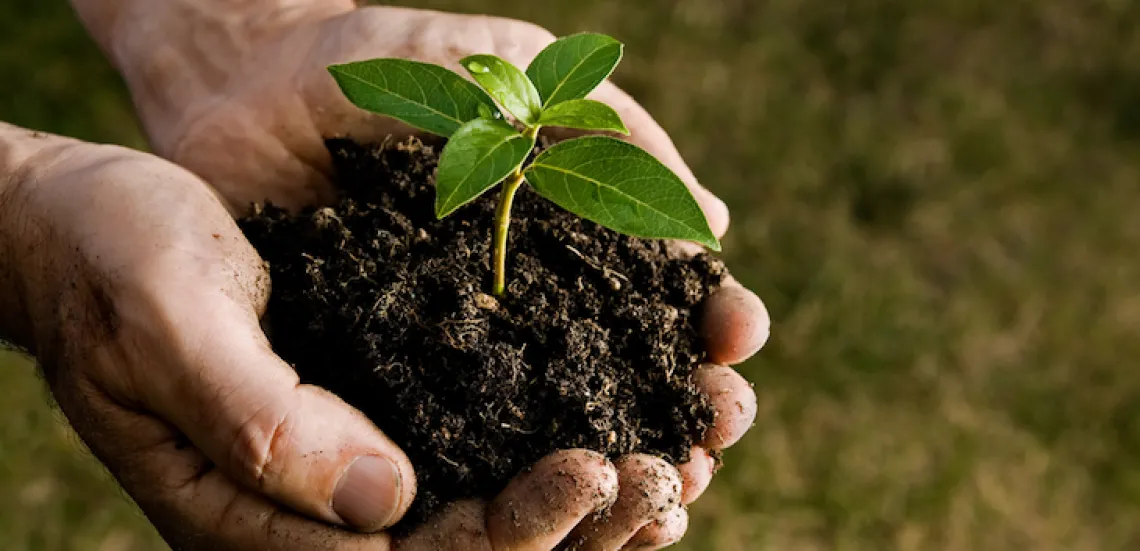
239 137 727 530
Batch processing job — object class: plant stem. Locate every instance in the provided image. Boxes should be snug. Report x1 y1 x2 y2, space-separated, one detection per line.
491 125 540 297
492 171 525 296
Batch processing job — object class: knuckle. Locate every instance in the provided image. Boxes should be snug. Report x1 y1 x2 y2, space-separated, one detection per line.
627 508 689 549
230 400 297 488
214 489 249 533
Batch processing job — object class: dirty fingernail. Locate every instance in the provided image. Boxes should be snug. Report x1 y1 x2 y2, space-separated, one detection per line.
333 455 402 531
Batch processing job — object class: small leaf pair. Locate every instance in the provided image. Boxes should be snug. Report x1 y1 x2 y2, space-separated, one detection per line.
328 33 720 296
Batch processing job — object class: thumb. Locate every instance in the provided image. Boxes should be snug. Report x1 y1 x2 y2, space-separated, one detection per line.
122 287 416 532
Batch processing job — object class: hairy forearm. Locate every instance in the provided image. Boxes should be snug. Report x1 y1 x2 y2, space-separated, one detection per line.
68 0 356 153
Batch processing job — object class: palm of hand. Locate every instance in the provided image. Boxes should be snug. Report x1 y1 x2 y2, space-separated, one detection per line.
160 7 727 228
160 8 553 213
112 5 764 550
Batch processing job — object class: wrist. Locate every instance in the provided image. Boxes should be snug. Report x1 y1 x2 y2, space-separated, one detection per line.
0 148 24 348
0 124 71 349
69 0 357 154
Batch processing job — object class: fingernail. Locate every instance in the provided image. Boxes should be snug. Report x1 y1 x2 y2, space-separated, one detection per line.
333 455 402 531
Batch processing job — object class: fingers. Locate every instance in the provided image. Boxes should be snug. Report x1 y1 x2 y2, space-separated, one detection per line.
58 375 392 551
396 500 493 551
589 81 730 238
55 146 416 530
694 281 765 452
401 452 689 551
9 140 412 532
564 455 685 551
624 507 689 550
700 282 771 366
155 447 396 551
116 292 415 531
695 365 758 450
677 447 716 505
397 450 618 551
487 450 619 550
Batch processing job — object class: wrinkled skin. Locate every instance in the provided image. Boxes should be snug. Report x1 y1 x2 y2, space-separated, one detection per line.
116 4 732 229
0 3 773 550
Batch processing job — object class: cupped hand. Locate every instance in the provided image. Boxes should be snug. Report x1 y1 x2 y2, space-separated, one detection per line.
0 129 600 549
0 125 764 550
140 4 731 229
104 4 769 549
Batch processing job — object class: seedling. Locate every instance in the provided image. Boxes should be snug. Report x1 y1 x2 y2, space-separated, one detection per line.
328 33 720 296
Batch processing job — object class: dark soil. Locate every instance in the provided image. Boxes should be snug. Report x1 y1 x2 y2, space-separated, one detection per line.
239 137 727 530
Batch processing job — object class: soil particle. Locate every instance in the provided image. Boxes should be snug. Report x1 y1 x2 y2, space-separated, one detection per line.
240 137 726 530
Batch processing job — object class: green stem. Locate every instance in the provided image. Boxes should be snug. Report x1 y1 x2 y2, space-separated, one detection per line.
491 125 540 297
492 172 525 296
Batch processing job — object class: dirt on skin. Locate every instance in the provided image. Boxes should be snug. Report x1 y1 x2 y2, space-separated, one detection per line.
239 137 727 530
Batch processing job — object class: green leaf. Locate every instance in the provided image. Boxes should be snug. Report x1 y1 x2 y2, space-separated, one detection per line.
460 54 543 126
328 59 498 138
477 103 502 120
525 137 720 250
435 119 535 218
526 33 624 108
537 99 629 135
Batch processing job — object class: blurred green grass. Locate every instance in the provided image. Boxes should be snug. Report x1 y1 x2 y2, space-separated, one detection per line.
5 0 1140 549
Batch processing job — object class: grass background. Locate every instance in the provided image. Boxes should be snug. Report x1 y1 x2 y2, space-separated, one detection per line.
4 0 1140 549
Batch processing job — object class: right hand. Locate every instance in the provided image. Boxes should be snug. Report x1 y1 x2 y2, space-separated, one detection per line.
49 4 767 549
1 126 713 550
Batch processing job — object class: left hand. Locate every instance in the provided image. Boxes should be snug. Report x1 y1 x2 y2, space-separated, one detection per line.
120 3 733 231
88 3 770 549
